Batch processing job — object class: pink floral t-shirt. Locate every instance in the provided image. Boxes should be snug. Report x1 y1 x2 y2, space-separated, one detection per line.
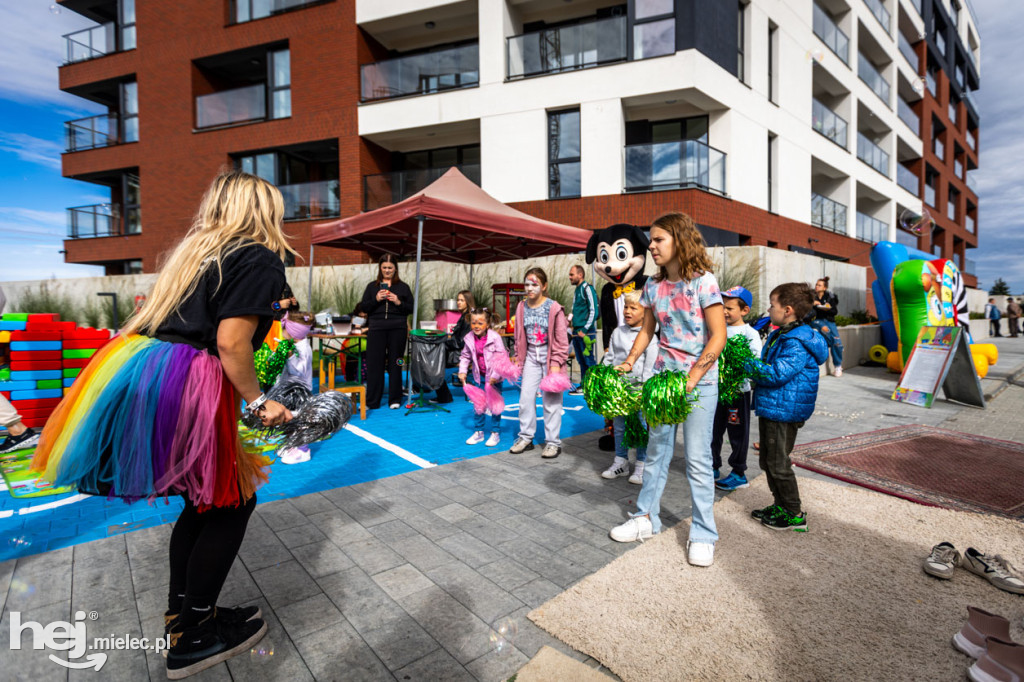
639 271 723 374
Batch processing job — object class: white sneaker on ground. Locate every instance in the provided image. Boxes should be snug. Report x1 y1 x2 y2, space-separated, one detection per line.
629 461 645 485
601 456 629 479
389 403 401 409
687 541 715 567
485 432 501 447
833 366 843 377
610 515 653 543
279 447 311 465
466 431 485 445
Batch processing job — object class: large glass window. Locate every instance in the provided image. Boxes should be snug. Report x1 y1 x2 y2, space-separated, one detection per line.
270 49 291 119
632 0 674 60
124 174 141 235
925 165 938 207
239 153 278 184
121 81 139 143
120 0 136 50
548 109 581 199
737 2 746 82
768 24 777 102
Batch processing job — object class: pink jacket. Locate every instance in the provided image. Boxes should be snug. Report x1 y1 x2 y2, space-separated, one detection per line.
458 329 508 384
514 299 569 372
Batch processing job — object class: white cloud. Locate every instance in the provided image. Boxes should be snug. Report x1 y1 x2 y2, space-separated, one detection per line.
0 131 63 169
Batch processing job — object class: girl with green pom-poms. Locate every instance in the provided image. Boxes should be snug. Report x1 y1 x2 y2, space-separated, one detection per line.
608 212 727 569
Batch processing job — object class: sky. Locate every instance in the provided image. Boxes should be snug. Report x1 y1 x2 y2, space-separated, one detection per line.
0 0 1021 289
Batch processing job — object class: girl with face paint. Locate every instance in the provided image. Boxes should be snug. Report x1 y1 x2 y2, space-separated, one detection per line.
509 268 571 459
276 310 315 464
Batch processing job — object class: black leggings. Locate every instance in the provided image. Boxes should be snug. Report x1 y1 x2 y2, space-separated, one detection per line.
365 327 407 408
168 494 256 615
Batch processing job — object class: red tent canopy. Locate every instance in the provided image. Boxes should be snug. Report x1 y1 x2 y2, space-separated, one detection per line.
311 167 592 264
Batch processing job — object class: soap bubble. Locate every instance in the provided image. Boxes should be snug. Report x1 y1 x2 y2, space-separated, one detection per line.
805 49 825 63
489 617 518 656
9 579 36 597
911 78 925 96
49 4 61 14
899 208 935 235
8 535 32 551
250 640 275 663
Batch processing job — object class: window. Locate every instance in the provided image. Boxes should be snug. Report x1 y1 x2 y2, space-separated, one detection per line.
925 165 938 206
123 173 141 235
120 0 136 50
270 49 291 119
768 24 777 102
548 108 581 198
737 2 746 82
632 0 675 60
948 97 957 126
767 132 777 212
121 81 138 143
238 152 278 184
947 186 958 221
125 259 143 275
932 243 942 257
932 117 944 161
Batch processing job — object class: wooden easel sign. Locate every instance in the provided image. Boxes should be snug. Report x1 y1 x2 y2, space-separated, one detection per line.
891 326 985 408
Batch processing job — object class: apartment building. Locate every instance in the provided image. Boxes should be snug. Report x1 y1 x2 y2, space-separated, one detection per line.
57 0 981 289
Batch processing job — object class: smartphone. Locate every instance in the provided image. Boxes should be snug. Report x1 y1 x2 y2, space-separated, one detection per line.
380 282 390 291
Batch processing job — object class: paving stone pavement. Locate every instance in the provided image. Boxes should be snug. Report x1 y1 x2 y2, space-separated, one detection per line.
1 338 1022 681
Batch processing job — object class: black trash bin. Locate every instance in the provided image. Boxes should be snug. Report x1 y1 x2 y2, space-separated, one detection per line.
409 329 447 391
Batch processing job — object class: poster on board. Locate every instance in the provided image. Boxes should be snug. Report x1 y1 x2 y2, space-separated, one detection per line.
891 326 985 408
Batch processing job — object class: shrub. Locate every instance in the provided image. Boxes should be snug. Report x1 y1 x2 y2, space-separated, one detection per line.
969 311 985 320
10 285 78 322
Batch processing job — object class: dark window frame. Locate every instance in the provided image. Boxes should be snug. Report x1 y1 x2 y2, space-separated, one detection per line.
548 108 581 199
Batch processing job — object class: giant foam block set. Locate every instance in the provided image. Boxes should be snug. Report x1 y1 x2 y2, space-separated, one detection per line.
0 313 111 428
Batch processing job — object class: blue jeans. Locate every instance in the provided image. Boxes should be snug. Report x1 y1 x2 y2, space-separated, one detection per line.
632 373 718 543
613 414 647 462
571 331 597 381
473 411 501 432
811 319 844 366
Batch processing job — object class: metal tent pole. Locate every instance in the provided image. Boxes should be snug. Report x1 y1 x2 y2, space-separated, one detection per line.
407 216 425 399
307 240 315 309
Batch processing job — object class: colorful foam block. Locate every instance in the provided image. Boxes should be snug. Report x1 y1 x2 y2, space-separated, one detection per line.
0 392 8 400
1 313 28 321
61 357 92 369
11 361 62 371
37 379 63 390
25 321 75 333
10 398 61 409
10 389 63 400
62 367 82 378
0 331 10 343
63 327 111 340
0 322 28 331
16 407 55 419
20 417 49 428
62 348 96 359
63 340 108 350
27 314 60 323
62 377 76 388
10 331 62 342
0 368 8 381
10 370 62 381
0 381 37 392
10 341 62 352
11 351 62 362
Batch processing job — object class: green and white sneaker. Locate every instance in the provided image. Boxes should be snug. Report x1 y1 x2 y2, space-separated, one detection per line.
761 508 808 532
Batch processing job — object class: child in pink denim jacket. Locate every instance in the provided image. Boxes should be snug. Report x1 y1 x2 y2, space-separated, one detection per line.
459 309 510 447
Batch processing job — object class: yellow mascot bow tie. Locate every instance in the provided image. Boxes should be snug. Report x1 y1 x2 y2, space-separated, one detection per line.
612 281 636 299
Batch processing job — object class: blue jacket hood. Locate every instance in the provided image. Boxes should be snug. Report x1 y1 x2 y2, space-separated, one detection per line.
783 324 830 366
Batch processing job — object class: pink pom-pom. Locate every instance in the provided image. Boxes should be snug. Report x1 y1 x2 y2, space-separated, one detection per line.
485 383 505 416
491 353 521 382
462 383 488 415
539 371 572 393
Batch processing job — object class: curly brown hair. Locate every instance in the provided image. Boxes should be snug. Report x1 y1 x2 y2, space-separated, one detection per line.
650 211 714 281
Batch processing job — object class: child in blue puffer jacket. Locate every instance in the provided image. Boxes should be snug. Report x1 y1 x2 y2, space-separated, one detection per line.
748 282 828 532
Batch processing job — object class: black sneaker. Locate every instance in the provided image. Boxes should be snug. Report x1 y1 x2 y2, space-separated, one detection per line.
751 504 781 521
0 428 40 455
761 508 808 532
166 612 267 679
164 605 262 636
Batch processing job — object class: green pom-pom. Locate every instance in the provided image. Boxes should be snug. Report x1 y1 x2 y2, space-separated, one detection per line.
622 412 649 448
582 365 643 419
718 334 762 405
642 370 697 429
255 339 296 387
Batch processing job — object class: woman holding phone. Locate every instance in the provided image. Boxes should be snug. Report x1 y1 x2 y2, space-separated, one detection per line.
361 255 414 409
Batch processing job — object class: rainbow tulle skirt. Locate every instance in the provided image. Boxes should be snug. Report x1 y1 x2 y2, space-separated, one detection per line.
32 334 270 509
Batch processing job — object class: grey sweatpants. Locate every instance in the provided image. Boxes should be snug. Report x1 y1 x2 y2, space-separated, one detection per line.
517 345 563 446
1 394 23 429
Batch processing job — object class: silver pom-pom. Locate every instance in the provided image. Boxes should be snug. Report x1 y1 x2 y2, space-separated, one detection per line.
241 377 312 430
276 391 353 449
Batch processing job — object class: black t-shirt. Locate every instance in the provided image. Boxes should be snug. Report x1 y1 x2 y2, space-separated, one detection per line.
155 243 286 353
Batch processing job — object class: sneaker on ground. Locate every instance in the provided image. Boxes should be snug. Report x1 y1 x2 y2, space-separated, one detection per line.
610 515 653 543
715 473 749 491
952 606 1011 659
967 637 1024 682
568 386 584 396
164 605 262 637
0 428 40 455
923 542 961 580
761 508 808 531
541 444 561 459
687 541 715 567
963 548 1024 595
751 504 781 521
601 457 629 479
485 432 501 447
509 438 534 454
166 613 267 680
628 462 645 485
833 366 843 377
279 447 310 465
389 403 401 409
466 431 485 445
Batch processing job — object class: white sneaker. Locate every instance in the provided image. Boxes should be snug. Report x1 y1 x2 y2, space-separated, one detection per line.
466 431 485 445
833 366 843 377
601 457 629 480
687 541 715 567
485 432 501 447
389 403 401 409
629 461 645 485
279 447 311 465
610 515 653 543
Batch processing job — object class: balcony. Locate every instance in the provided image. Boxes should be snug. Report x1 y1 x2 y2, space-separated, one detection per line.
65 114 129 152
811 193 847 233
933 137 944 161
966 172 978 194
897 164 918 194
195 84 266 129
624 140 727 195
280 180 340 221
964 257 976 275
858 53 890 105
948 100 958 125
67 204 121 239
898 32 919 72
857 212 888 243
360 43 479 102
812 99 848 148
926 71 937 96
863 0 890 32
813 4 849 64
897 97 920 134
63 23 116 64
507 16 626 80
966 215 975 234
232 0 326 23
966 128 977 151
364 165 481 211
964 89 979 116
925 182 936 206
947 198 957 221
857 133 889 176
954 158 963 179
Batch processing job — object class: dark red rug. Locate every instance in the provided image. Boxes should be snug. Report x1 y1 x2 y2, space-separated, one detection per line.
791 425 1024 519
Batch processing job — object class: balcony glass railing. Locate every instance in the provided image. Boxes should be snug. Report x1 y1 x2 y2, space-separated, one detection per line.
507 16 627 80
948 101 957 125
813 3 849 64
947 198 957 221
857 212 888 243
954 158 963 179
925 183 936 206
898 32 919 72
233 0 324 23
624 140 727 195
897 164 918 194
898 97 920 134
360 43 479 102
964 257 976 275
67 204 120 239
857 132 889 176
966 172 978 194
858 53 890 104
966 128 976 151
966 215 975 234
964 89 979 115
65 114 124 152
811 193 847 233
926 71 937 96
933 138 944 161
280 180 340 220
863 0 890 32
363 165 481 211
955 65 964 87
64 23 116 64
812 98 848 148
195 84 266 129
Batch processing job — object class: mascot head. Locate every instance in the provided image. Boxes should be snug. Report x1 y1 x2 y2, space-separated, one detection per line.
586 224 649 286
